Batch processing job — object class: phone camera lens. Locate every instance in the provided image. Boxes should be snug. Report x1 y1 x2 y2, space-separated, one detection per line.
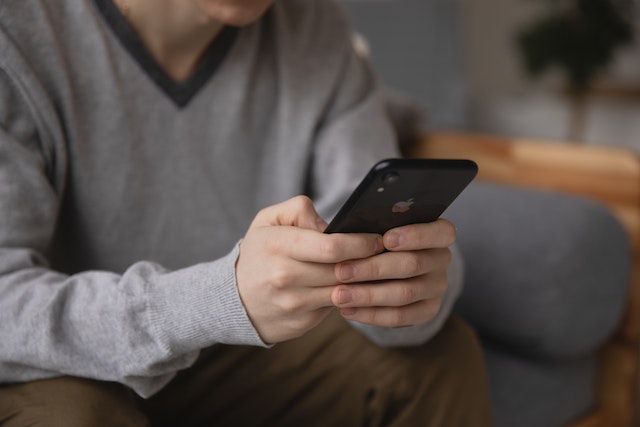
383 172 399 185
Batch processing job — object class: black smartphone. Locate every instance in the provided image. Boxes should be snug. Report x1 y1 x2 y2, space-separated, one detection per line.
324 158 478 235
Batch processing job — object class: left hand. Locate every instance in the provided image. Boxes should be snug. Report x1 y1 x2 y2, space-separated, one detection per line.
330 218 456 327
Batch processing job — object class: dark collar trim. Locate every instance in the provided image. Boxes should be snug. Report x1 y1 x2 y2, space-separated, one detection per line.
93 0 239 108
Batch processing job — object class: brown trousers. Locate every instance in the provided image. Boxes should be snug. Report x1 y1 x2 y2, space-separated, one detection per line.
0 314 491 427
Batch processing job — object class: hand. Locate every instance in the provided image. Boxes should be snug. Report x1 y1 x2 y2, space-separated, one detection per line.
236 196 383 344
330 219 456 327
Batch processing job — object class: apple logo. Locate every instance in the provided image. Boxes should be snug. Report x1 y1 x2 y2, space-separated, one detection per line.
392 198 414 213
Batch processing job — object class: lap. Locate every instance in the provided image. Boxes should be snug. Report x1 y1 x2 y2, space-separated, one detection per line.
0 376 146 427
0 313 491 427
147 312 491 427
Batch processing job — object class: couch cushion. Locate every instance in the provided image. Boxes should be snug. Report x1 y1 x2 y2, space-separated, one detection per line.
482 343 596 427
446 182 630 360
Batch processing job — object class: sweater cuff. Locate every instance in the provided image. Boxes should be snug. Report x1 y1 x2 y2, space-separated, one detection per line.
145 242 269 352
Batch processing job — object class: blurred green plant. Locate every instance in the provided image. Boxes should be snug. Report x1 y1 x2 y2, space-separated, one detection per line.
518 0 634 92
516 0 635 140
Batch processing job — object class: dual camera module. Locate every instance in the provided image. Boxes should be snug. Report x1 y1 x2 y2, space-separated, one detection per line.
377 171 399 192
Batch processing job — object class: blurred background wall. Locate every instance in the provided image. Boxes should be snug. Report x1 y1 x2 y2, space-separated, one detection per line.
341 0 640 152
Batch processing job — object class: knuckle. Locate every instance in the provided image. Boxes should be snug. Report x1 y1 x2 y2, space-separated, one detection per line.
357 288 373 306
400 285 417 304
292 195 313 211
318 235 341 259
269 263 292 289
365 260 381 281
263 232 284 254
252 207 270 225
277 293 303 314
369 309 381 325
289 231 304 250
391 308 407 326
401 253 422 276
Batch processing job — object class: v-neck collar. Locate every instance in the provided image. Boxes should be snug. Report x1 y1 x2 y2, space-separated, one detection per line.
93 0 239 108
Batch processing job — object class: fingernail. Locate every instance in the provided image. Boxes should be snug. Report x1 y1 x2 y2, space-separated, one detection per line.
338 288 352 305
341 307 357 317
385 232 400 249
339 263 354 281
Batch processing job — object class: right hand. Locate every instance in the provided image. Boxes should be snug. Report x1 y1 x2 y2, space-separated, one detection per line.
236 196 384 344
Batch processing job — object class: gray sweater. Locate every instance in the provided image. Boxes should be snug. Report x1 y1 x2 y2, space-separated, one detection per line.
0 0 462 397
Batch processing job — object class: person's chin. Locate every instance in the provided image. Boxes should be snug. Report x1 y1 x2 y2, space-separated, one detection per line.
197 1 274 27
220 12 268 26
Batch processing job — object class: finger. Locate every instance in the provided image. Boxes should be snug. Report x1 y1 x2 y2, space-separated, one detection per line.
335 248 452 283
332 271 448 308
274 286 337 313
261 257 339 289
260 226 383 263
383 218 456 251
252 196 327 231
339 298 443 327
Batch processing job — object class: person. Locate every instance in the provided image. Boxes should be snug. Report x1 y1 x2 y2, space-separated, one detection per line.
0 0 492 425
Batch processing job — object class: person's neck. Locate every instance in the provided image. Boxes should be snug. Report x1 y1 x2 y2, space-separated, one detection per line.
115 0 224 82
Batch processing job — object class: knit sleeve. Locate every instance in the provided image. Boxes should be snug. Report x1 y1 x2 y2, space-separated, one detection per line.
0 67 266 399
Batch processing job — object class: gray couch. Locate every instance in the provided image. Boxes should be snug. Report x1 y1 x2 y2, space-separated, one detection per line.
341 2 632 425
447 182 629 426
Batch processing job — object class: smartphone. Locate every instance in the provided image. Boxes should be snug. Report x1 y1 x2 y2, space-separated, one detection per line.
324 158 478 235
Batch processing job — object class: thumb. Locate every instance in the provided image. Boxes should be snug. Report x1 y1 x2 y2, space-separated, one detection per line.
252 195 328 232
